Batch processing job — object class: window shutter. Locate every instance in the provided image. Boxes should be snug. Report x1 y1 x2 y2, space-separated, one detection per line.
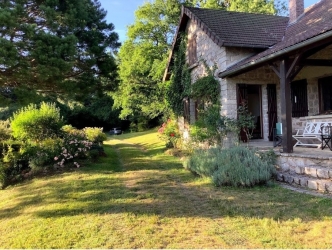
188 34 197 65
291 79 308 117
318 76 332 113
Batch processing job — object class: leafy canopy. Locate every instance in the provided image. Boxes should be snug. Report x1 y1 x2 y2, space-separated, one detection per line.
0 0 120 98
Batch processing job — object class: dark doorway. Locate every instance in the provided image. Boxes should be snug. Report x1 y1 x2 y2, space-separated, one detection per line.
237 84 263 140
267 84 277 141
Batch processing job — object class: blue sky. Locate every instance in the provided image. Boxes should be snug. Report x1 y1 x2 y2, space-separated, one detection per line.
99 0 319 43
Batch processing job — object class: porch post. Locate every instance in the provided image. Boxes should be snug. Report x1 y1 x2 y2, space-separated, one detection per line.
280 59 293 153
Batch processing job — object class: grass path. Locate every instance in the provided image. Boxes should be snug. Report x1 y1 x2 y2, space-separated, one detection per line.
0 130 332 248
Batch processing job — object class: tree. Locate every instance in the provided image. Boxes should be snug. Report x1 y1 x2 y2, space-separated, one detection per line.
192 0 286 15
114 0 188 121
0 0 120 98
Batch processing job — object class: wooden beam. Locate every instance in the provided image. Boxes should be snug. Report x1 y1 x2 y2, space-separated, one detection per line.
302 59 332 67
280 59 293 153
286 55 301 79
269 63 280 78
288 65 304 80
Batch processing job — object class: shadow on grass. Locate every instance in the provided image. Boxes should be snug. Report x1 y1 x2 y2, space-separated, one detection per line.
1 133 332 224
2 170 332 223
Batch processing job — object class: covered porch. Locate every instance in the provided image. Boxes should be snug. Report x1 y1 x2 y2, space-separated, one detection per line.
219 5 332 154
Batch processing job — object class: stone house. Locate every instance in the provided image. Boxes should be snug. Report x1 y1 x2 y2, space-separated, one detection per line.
164 0 332 153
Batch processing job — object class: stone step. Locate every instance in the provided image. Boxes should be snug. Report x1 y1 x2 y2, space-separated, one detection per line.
286 165 332 179
276 172 332 193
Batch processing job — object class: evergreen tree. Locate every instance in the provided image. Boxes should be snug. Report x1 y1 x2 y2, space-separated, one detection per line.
0 0 120 98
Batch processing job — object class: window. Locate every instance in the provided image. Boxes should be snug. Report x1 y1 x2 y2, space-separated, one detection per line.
188 34 197 65
319 76 332 114
291 79 308 117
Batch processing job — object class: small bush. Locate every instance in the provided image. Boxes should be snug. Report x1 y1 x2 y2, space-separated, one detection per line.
61 125 86 140
158 119 180 148
185 146 276 187
20 138 63 169
0 120 11 141
83 127 107 143
0 145 29 189
10 102 64 141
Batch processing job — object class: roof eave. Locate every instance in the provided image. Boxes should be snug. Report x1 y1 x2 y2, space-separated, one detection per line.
218 30 332 79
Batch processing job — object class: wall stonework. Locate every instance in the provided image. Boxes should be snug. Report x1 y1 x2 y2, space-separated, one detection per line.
186 19 227 125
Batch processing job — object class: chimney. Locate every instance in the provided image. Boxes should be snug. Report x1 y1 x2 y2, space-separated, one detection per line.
289 0 304 23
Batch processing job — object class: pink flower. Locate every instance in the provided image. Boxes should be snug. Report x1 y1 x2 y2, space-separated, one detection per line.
54 157 58 161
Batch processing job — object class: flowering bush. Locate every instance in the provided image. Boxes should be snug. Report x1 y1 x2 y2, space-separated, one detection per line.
158 119 180 148
21 138 63 169
54 131 93 168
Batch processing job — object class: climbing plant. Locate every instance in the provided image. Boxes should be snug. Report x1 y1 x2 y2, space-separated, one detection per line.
190 62 219 103
166 34 191 116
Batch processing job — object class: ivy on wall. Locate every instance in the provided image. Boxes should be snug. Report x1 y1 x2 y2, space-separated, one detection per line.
166 34 191 117
191 61 220 104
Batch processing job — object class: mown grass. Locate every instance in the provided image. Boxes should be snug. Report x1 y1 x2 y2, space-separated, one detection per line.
0 129 331 248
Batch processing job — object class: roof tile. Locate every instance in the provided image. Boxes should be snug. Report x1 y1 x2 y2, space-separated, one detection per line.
186 7 289 48
221 0 332 76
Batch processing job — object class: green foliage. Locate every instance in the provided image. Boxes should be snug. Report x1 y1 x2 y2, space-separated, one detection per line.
237 101 256 142
10 102 64 142
188 61 238 146
190 104 238 146
184 146 276 187
66 95 124 130
158 118 181 148
114 0 190 121
61 125 86 140
228 0 280 15
83 127 107 143
0 0 120 96
0 144 29 189
166 35 191 116
0 120 11 141
191 75 220 103
21 138 63 170
193 0 286 15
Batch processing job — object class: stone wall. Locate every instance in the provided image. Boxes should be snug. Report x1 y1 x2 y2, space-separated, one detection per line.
186 19 227 125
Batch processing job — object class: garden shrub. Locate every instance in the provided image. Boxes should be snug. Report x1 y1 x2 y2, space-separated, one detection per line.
83 127 107 143
0 145 29 189
10 102 64 141
0 120 11 141
183 147 218 177
20 138 63 170
61 125 86 140
184 146 276 187
54 130 93 167
158 118 180 148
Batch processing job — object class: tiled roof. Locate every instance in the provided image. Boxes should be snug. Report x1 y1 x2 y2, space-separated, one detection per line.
185 7 289 48
163 6 289 81
220 0 332 77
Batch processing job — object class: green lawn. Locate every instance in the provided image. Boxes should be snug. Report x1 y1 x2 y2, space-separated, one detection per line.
0 129 331 248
